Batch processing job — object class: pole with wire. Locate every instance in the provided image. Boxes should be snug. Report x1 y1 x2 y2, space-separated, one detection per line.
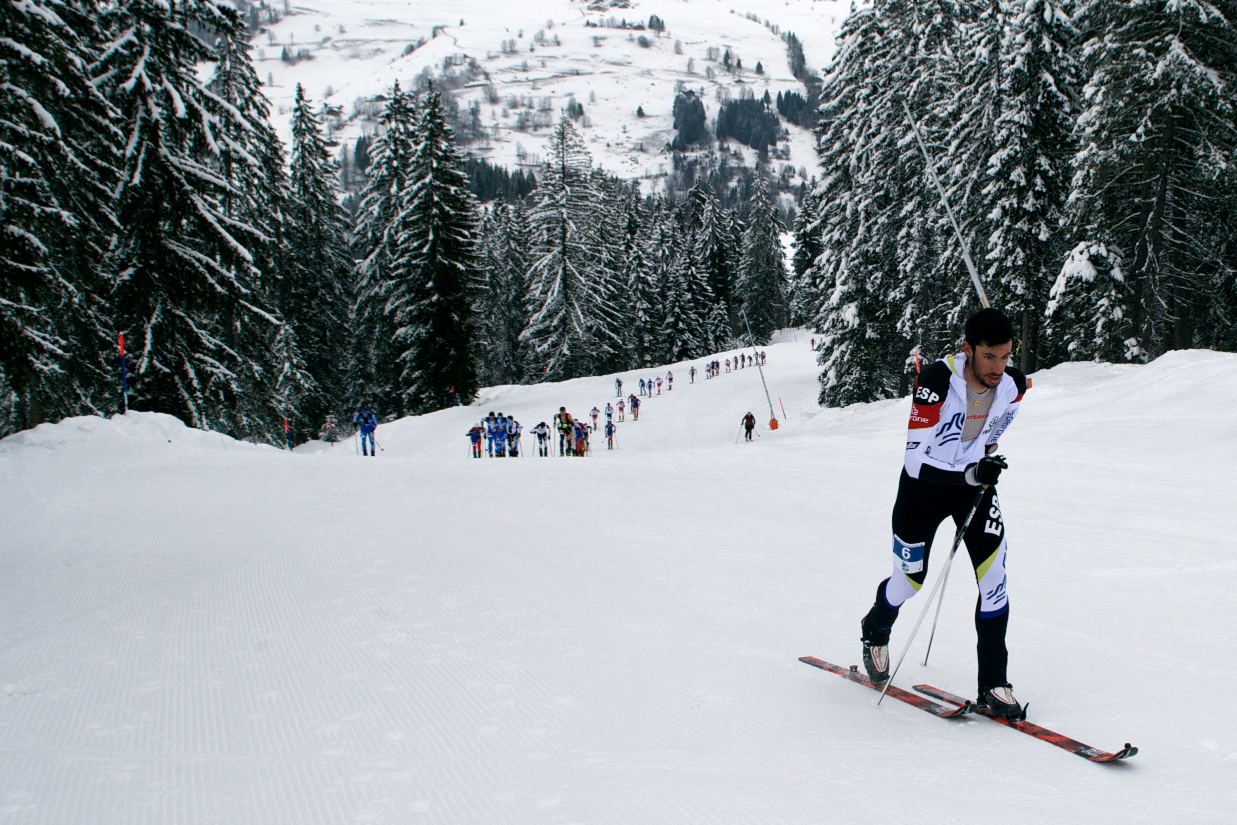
901 100 989 310
739 306 778 428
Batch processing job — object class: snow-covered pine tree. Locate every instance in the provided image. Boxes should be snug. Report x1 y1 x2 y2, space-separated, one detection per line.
981 0 1079 372
619 194 658 367
286 84 353 436
811 1 905 405
1043 241 1133 362
1065 0 1237 357
692 185 736 345
658 227 707 363
0 0 119 433
386 87 481 413
586 169 630 373
789 182 823 326
737 175 786 344
351 82 418 411
521 116 611 380
98 0 282 440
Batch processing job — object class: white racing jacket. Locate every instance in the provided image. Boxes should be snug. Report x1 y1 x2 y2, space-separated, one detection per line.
904 352 1029 484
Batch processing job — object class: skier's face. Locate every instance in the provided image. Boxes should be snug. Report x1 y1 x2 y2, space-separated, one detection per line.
963 340 1013 389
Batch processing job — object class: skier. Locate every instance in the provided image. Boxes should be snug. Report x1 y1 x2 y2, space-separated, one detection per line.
507 417 522 457
467 423 484 458
725 358 731 373
741 411 756 442
655 376 662 395
605 402 614 423
605 419 616 450
630 394 640 421
617 396 625 422
639 378 646 397
490 412 508 458
740 353 746 369
689 365 696 384
573 419 588 456
858 308 1028 720
811 338 816 350
354 408 378 456
531 421 551 457
483 411 499 456
616 377 623 397
554 407 574 456
591 406 600 430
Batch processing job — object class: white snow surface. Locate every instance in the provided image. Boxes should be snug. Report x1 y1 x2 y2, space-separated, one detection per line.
256 0 848 189
2 339 1236 823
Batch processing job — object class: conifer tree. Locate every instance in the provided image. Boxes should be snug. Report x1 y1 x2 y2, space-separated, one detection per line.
1065 0 1237 357
98 0 281 439
387 88 480 413
737 175 786 344
789 183 822 326
351 82 418 410
522 116 613 380
0 0 119 432
286 84 352 434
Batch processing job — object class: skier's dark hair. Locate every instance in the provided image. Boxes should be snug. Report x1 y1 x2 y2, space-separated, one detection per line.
964 308 1014 348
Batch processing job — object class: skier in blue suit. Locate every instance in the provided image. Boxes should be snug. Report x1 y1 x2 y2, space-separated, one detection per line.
354 408 378 456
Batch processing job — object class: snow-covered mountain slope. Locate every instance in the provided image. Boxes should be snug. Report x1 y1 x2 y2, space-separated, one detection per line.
256 0 848 186
2 341 1236 823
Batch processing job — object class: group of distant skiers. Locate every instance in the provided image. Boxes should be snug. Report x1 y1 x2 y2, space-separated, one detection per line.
704 350 765 378
466 411 524 458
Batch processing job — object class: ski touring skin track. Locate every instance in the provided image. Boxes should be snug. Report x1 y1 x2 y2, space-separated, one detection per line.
798 657 971 718
913 684 1138 763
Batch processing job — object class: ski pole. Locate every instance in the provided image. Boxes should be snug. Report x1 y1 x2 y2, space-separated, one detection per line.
878 487 987 705
921 541 959 667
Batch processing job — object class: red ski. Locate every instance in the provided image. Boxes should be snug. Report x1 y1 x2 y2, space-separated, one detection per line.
913 684 1138 762
798 657 971 718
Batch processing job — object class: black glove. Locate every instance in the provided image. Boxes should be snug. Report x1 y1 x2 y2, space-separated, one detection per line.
966 454 1008 486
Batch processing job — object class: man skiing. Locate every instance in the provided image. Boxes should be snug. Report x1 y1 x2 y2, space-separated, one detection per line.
605 419 616 450
655 375 662 395
507 417 522 457
490 413 509 458
554 407 574 456
630 394 640 421
666 371 673 390
617 396 625 422
354 408 378 456
590 406 600 430
467 423 484 458
605 403 614 424
616 377 623 397
741 411 756 442
689 365 697 384
531 421 551 457
639 378 646 397
858 308 1028 720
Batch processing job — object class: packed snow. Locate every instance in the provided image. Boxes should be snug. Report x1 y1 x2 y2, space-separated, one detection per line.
256 0 848 187
2 338 1236 823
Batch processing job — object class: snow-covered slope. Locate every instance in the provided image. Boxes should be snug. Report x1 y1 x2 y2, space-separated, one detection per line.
256 0 848 187
2 341 1236 823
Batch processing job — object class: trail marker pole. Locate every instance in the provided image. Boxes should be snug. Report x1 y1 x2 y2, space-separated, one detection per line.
118 333 128 414
739 307 778 429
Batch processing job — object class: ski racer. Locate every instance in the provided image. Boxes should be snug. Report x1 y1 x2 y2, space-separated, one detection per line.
591 407 600 430
616 377 623 397
639 379 646 396
467 423 484 458
489 413 508 457
354 408 378 456
655 376 662 395
630 394 640 421
741 412 756 441
507 418 522 457
554 407 574 457
617 396 625 422
667 371 673 390
858 308 1029 720
689 365 697 383
605 403 614 423
531 421 551 457
605 420 616 450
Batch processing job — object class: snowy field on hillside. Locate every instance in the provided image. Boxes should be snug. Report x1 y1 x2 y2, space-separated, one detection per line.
254 0 848 188
2 339 1236 823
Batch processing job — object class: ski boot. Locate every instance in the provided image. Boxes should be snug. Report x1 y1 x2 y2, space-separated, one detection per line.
977 685 1026 721
861 641 889 685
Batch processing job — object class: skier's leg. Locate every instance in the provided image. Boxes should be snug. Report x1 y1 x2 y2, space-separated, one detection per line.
958 486 1010 695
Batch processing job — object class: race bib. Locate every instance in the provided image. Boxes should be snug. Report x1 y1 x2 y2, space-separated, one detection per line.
893 536 926 575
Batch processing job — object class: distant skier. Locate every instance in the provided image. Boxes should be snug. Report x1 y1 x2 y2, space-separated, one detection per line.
617 396 626 422
741 411 756 442
467 423 484 458
605 402 614 423
811 338 816 350
354 408 378 456
322 415 338 443
483 411 498 456
616 377 623 397
630 395 640 421
857 308 1028 721
591 406 600 430
725 358 731 373
655 376 662 395
740 353 746 369
507 417 522 457
605 420 616 450
689 365 696 384
554 407 574 457
667 371 673 390
639 378 646 396
573 419 588 456
490 412 509 457
531 421 551 457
